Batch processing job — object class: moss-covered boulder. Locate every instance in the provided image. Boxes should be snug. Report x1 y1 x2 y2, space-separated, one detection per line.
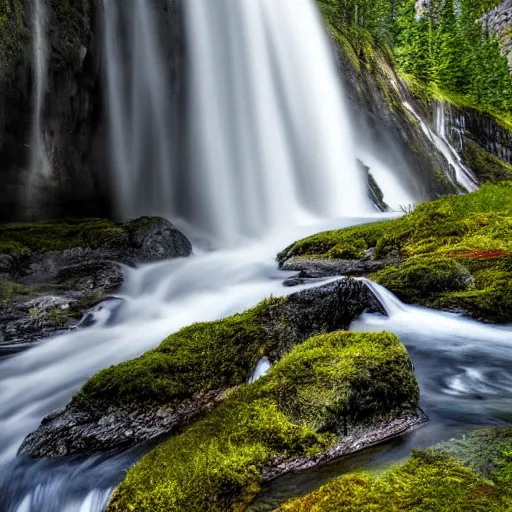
0 217 192 345
19 279 384 457
371 257 474 304
279 182 512 322
106 331 423 512
280 427 512 511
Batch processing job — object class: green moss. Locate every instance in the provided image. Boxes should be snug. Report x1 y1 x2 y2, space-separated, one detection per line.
107 331 418 512
0 0 26 91
436 427 512 480
277 220 396 263
0 280 33 303
0 219 130 256
371 257 473 304
77 298 282 407
461 140 512 184
280 449 512 511
279 183 512 322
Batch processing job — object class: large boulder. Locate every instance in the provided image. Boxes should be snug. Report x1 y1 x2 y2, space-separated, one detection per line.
19 279 385 457
105 330 423 512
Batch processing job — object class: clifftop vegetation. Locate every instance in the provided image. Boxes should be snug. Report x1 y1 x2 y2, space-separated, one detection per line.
319 0 512 118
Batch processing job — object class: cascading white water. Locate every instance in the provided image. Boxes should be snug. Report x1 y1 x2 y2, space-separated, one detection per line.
352 279 512 421
403 101 478 192
30 0 50 183
102 0 177 222
104 0 370 244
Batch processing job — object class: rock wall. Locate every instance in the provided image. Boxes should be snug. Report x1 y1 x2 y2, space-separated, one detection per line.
0 0 111 222
337 42 461 200
482 0 512 72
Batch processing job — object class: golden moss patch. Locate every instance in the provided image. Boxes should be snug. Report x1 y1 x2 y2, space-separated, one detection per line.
280 449 512 511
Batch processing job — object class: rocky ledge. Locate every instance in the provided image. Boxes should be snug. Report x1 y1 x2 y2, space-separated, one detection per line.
278 183 512 324
0 217 192 345
19 279 385 458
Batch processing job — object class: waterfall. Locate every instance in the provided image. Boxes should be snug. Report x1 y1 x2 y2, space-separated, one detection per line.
403 101 478 192
102 0 180 223
103 0 369 244
29 0 50 184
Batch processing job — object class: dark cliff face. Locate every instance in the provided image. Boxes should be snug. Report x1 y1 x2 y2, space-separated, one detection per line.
0 0 186 223
336 44 460 201
0 0 110 221
482 0 512 72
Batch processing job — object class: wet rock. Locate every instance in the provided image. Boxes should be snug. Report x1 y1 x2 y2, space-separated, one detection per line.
263 410 427 481
0 217 192 345
22 390 227 458
19 279 386 458
281 255 402 278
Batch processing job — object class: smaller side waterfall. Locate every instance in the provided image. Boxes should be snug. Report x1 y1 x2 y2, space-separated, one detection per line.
403 102 478 192
29 0 51 184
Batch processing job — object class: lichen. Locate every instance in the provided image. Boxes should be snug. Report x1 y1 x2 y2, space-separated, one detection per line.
107 331 418 512
278 182 512 322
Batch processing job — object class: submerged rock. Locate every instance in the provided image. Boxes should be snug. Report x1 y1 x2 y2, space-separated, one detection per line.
0 217 192 344
19 279 385 458
105 331 424 511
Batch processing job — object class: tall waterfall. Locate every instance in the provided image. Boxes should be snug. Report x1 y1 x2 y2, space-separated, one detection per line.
30 0 50 183
103 0 369 244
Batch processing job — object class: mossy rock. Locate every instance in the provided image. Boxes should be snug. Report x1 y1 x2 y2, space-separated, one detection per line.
20 279 382 457
461 140 512 184
278 182 512 322
0 218 128 256
280 426 512 511
0 216 191 264
107 331 420 512
280 448 512 511
371 257 474 304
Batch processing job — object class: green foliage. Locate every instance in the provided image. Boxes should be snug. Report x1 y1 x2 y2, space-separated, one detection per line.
107 331 418 512
280 448 512 511
278 182 512 322
394 0 512 113
318 0 512 114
